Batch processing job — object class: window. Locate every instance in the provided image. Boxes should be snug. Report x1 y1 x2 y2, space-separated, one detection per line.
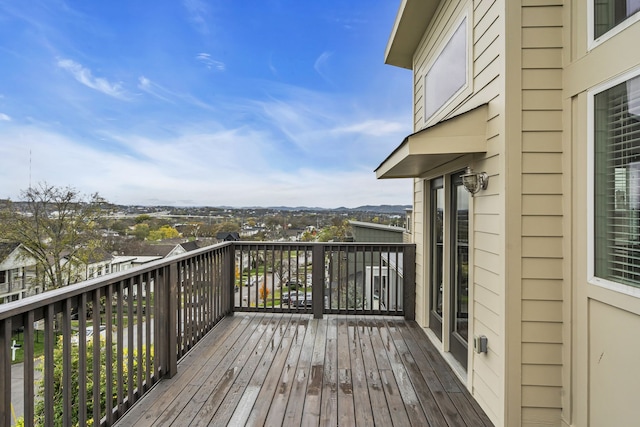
424 16 469 122
593 0 640 40
593 72 640 288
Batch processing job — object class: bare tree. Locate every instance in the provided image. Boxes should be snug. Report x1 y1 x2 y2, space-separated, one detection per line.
0 183 108 291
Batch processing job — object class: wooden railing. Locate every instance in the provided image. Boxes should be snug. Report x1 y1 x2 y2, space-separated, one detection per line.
0 242 414 426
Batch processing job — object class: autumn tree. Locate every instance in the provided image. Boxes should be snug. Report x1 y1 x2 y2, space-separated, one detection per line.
147 225 180 241
0 183 108 291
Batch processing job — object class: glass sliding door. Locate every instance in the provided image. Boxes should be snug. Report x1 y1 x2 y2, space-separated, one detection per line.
429 177 445 339
449 172 469 366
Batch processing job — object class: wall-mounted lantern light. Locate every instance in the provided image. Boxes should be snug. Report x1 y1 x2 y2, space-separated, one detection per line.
461 167 488 195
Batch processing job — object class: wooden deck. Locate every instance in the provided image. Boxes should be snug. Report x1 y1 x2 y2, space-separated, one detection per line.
116 313 493 427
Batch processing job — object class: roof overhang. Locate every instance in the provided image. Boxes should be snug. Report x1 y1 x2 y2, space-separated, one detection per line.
384 0 442 69
375 104 489 179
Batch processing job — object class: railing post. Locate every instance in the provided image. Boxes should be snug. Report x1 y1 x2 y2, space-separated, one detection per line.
312 244 324 319
166 263 178 378
403 245 416 321
227 244 236 314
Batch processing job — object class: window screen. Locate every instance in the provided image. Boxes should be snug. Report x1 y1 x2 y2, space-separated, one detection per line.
594 74 640 287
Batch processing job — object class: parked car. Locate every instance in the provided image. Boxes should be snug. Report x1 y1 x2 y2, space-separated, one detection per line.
292 293 313 308
281 290 305 305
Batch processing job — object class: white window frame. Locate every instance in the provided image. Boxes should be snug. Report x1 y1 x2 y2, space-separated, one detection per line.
423 11 472 127
587 65 640 298
588 0 640 50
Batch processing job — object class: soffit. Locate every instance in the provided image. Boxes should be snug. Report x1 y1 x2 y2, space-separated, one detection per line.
375 104 489 179
384 0 442 69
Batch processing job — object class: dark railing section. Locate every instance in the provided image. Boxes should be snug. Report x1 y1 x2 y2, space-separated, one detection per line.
0 241 414 426
233 243 415 319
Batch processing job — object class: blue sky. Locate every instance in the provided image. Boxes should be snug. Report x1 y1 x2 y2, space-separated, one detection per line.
0 0 412 208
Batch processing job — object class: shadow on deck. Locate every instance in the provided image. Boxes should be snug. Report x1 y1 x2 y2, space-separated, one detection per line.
115 313 493 427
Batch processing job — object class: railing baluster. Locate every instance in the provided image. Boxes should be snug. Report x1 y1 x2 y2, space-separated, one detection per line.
137 274 143 395
127 277 134 405
145 273 151 389
92 288 101 425
24 311 34 427
78 292 87 426
116 280 124 415
0 318 10 427
62 298 72 427
105 284 114 423
44 304 54 426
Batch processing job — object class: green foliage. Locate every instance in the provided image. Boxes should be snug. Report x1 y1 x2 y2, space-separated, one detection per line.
33 335 153 426
0 183 108 290
132 223 150 240
134 214 152 224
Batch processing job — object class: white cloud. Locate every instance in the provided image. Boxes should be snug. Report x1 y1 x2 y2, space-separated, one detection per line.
0 123 410 208
182 0 210 34
137 76 172 102
314 51 333 84
0 113 11 121
333 120 406 136
57 58 127 100
196 53 225 71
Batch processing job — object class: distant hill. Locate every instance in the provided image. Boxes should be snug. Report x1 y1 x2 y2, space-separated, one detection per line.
264 205 411 214
343 205 411 214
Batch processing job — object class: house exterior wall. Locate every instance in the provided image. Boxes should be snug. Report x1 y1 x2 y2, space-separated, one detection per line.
409 0 506 423
515 2 566 426
386 0 640 425
565 1 640 426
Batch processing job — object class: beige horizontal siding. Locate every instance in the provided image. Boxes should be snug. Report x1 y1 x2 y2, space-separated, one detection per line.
519 2 565 420
522 27 563 48
522 152 563 172
522 131 562 152
522 48 563 69
522 364 563 387
522 174 562 194
521 343 562 365
521 407 562 427
521 216 563 236
522 195 563 215
522 279 563 301
522 258 563 279
522 322 563 343
522 385 562 408
522 236 563 257
522 301 563 322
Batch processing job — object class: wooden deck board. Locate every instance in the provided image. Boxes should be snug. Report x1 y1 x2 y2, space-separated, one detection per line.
116 314 494 427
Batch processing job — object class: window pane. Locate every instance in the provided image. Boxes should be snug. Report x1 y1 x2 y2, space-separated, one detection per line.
594 0 640 39
594 74 640 287
424 18 467 120
430 178 444 318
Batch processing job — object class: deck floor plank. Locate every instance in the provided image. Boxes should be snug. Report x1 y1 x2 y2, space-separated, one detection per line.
242 315 303 426
300 315 327 426
261 316 309 426
336 317 355 427
190 315 285 427
283 317 318 425
320 317 339 427
115 315 249 427
357 317 395 426
116 314 494 427
347 317 374 426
